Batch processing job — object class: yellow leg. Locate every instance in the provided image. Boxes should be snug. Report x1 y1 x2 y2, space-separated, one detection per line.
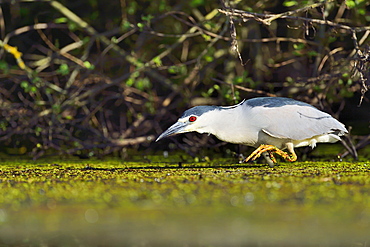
244 144 297 163
268 151 277 163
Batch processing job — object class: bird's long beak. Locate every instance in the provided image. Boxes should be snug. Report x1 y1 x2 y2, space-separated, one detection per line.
156 121 188 142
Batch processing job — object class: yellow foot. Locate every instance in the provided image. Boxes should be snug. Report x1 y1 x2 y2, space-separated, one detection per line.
244 144 297 163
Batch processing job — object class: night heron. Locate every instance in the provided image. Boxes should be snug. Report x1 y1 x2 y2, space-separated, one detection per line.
156 97 347 166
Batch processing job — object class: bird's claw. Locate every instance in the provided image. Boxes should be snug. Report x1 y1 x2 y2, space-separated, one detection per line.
244 144 297 163
244 144 276 162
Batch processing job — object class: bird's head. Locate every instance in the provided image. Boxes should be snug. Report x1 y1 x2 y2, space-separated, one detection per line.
156 105 220 142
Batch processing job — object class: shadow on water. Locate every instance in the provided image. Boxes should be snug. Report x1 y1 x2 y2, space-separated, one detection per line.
82 162 266 171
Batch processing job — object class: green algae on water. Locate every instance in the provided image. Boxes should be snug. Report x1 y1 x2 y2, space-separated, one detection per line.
0 159 369 246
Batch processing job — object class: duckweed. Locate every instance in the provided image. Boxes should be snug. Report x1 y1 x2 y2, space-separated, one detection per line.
0 159 369 246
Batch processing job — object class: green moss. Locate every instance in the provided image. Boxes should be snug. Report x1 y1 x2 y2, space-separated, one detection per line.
0 160 369 245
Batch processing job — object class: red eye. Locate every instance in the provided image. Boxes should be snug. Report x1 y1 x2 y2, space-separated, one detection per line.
189 116 197 122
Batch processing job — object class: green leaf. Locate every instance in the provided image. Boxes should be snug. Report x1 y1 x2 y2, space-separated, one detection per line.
152 56 162 67
234 76 243 84
21 81 29 89
293 43 305 50
307 51 318 57
345 0 356 8
57 64 70 76
168 66 178 74
82 37 90 44
204 55 213 62
32 76 42 84
127 1 137 15
35 127 43 136
190 0 204 7
202 34 212 42
111 36 118 43
141 14 154 22
283 0 298 7
358 8 366 15
126 78 134 87
83 61 95 70
137 22 144 31
68 22 78 31
121 20 132 31
135 78 151 90
54 17 68 24
30 86 37 93
131 71 140 78
158 0 167 11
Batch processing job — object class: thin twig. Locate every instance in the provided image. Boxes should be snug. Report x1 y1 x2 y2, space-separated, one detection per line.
218 8 370 33
220 0 245 65
212 78 277 97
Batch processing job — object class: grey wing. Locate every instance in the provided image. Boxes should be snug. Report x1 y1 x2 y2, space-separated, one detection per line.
250 104 347 141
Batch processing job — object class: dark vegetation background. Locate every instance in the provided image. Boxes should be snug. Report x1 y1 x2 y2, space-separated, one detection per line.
0 0 369 160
